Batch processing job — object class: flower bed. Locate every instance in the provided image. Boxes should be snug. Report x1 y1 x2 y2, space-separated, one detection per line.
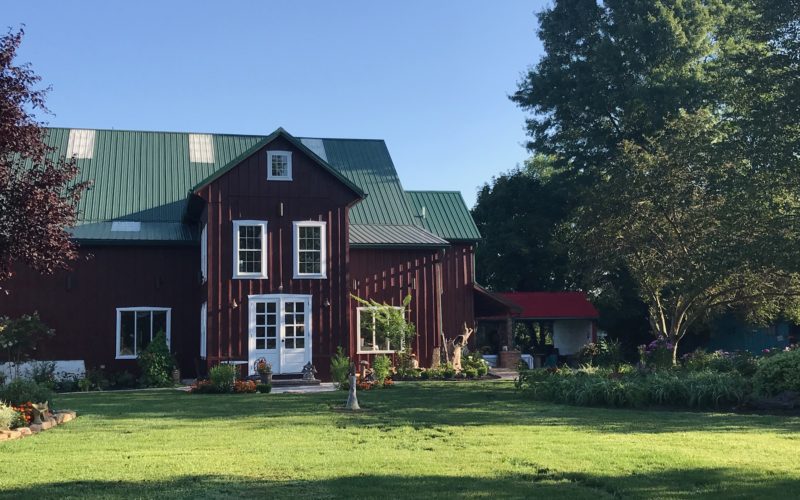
0 401 77 442
516 344 800 411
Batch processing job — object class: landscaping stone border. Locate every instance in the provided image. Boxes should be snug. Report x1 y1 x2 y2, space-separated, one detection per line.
0 410 77 442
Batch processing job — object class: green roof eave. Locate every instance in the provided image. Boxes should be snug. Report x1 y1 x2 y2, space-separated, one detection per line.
350 242 450 250
189 127 367 198
72 238 198 247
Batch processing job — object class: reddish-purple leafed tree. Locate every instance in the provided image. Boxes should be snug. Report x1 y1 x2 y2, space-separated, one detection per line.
0 28 89 291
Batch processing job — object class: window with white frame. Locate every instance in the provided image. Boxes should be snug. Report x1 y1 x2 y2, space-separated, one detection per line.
233 220 268 279
293 221 326 278
116 308 171 359
267 150 292 180
357 306 403 353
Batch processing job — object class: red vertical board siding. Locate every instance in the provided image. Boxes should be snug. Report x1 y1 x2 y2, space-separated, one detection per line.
197 136 359 379
440 244 476 341
0 246 201 375
348 243 476 368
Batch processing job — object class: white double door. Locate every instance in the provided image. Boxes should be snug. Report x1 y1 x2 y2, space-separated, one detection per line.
248 295 312 375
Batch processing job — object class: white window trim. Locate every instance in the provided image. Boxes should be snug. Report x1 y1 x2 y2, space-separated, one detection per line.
200 302 207 359
115 307 172 360
356 306 404 354
200 224 208 283
233 220 268 279
267 150 293 181
293 221 327 279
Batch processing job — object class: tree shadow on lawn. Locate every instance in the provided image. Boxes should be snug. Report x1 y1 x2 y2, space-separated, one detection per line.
3 467 798 499
56 383 800 435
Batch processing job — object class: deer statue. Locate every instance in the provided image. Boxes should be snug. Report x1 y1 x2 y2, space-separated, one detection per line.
450 323 474 372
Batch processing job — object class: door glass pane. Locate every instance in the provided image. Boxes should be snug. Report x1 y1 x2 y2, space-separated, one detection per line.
119 311 135 356
256 302 265 314
136 311 151 353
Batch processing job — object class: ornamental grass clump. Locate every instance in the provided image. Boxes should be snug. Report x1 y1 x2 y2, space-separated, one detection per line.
372 355 392 386
0 403 17 430
330 347 351 390
208 363 237 393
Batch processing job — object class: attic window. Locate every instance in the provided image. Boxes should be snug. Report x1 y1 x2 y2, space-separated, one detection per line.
267 151 292 181
189 134 215 163
66 129 96 159
111 221 141 232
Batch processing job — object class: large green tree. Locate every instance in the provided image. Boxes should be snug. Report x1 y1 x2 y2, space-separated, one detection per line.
472 155 575 292
512 0 800 362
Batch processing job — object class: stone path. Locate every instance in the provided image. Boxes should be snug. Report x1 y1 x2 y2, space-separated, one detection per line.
489 368 518 380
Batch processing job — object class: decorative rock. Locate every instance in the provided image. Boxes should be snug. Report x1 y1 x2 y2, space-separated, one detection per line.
17 427 32 436
29 424 42 433
40 420 53 431
46 416 57 427
0 430 22 440
0 432 7 441
58 410 76 423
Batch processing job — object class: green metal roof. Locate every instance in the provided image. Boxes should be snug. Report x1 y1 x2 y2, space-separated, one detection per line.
350 224 449 248
406 191 481 242
42 127 471 247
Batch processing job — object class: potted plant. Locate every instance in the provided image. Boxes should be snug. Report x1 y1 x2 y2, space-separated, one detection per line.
255 358 272 384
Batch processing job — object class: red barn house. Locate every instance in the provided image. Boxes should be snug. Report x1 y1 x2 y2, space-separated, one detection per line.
0 127 481 380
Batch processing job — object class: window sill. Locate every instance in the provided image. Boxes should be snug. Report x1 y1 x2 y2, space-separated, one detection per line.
267 176 292 181
233 275 268 280
293 274 327 280
357 350 398 355
116 355 137 360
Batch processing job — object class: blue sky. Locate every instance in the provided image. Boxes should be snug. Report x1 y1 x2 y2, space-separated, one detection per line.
5 1 546 207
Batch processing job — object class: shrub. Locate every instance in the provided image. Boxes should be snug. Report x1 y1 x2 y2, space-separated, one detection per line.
420 369 431 380
0 403 16 430
29 361 57 388
110 370 138 389
256 383 272 394
516 365 746 409
0 313 54 375
463 353 490 377
0 378 54 406
464 367 478 379
54 374 79 393
10 404 31 428
372 355 392 385
138 331 175 387
78 368 110 391
330 346 351 390
441 363 456 379
233 380 257 393
753 348 800 396
190 380 216 394
639 338 674 370
209 363 236 393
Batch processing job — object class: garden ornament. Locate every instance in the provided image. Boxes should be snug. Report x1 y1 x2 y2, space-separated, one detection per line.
302 362 317 381
31 401 49 425
450 323 474 372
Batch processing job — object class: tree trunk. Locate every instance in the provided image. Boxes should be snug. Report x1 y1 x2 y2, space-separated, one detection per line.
672 339 680 366
345 374 360 411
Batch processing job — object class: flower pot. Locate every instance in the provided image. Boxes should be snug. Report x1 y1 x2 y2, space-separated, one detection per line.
259 373 272 384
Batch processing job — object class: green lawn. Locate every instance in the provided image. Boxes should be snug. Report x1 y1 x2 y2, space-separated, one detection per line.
1 381 798 499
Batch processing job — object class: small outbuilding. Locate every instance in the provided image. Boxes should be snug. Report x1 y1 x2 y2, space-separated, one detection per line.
475 290 599 367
